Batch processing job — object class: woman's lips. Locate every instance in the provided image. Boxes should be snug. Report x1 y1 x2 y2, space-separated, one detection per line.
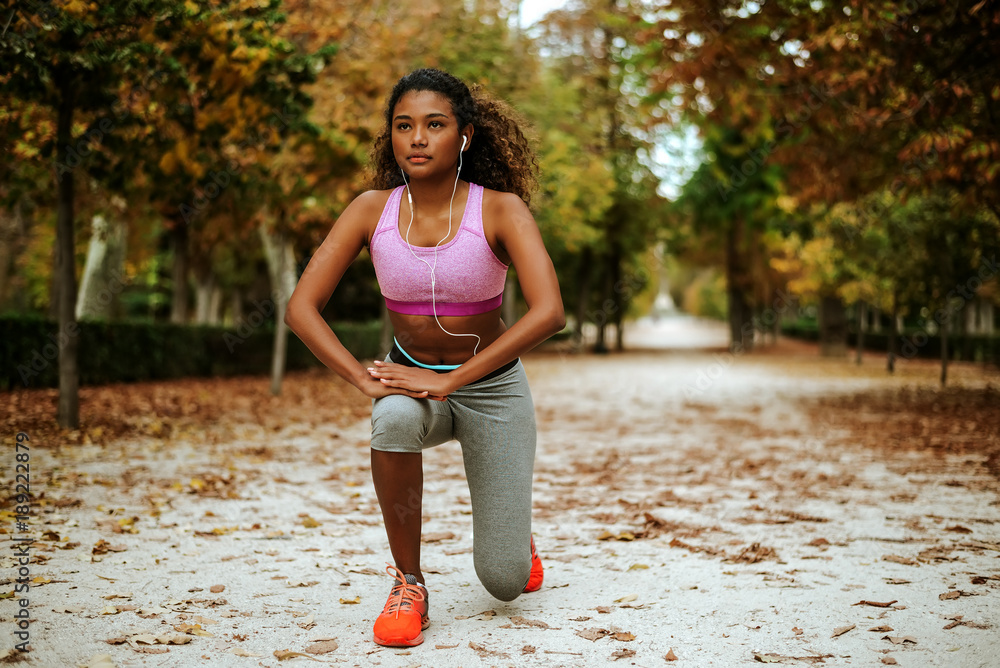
408 155 430 163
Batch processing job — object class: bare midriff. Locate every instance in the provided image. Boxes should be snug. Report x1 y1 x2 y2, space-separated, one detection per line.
388 307 507 366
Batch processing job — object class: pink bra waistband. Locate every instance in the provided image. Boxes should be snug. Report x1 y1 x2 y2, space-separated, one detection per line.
385 293 503 317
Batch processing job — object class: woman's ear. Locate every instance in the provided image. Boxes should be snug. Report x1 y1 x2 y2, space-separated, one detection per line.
461 124 474 151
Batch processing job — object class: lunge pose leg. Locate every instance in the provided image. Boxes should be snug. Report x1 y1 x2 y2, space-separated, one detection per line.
285 68 564 647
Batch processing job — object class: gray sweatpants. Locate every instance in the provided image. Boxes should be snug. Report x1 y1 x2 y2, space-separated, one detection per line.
370 361 536 601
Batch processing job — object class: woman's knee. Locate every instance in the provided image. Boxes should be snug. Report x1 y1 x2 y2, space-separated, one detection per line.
475 554 531 602
371 395 428 451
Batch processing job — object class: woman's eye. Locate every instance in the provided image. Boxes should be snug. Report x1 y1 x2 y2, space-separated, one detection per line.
396 123 410 130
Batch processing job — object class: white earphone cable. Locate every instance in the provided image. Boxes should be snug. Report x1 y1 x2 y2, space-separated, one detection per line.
401 137 481 356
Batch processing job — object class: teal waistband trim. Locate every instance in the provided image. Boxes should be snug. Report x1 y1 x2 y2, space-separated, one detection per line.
393 337 462 370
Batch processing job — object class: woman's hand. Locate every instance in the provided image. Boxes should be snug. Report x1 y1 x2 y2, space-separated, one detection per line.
366 360 453 400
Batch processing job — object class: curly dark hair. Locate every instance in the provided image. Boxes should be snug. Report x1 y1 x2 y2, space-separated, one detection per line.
366 68 539 204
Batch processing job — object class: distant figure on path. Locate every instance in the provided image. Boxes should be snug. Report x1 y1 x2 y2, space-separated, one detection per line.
285 68 565 647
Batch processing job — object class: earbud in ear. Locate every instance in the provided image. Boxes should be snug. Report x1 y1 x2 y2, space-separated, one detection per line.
461 136 467 151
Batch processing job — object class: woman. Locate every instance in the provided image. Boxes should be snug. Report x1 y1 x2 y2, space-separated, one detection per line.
285 68 564 648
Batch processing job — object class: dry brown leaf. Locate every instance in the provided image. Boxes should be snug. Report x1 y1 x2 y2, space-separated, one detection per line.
576 627 610 642
753 654 786 664
665 648 679 661
938 590 960 600
611 648 636 660
882 636 918 645
436 644 460 649
521 645 536 654
854 600 897 608
868 625 893 632
614 593 638 603
304 639 338 655
288 580 319 588
422 531 456 543
132 647 169 655
881 658 898 665
612 631 635 641
230 648 262 657
274 650 322 661
338 596 360 604
210 584 225 593
509 615 551 629
882 554 918 566
791 627 803 635
831 624 856 637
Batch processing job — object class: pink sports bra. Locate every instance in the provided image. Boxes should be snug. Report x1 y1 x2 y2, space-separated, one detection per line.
369 183 509 317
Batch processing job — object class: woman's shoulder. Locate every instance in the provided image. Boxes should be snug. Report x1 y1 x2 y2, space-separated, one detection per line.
479 185 529 216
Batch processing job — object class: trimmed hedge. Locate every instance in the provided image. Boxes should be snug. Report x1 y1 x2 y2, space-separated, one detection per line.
0 315 382 390
781 322 1000 364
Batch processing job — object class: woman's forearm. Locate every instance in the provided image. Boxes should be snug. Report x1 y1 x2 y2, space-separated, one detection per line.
445 305 565 389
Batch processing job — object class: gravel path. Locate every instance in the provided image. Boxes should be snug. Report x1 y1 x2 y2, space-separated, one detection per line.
3 325 999 667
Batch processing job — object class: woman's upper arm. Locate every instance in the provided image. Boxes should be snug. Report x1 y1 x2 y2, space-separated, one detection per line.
289 191 381 313
489 192 563 313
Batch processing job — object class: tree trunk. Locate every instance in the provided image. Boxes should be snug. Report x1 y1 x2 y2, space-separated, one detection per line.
0 199 28 310
726 218 753 353
77 214 126 320
259 222 297 396
56 74 79 428
593 260 613 354
170 222 189 324
819 296 848 357
940 315 948 387
572 247 592 352
855 301 866 365
193 268 215 324
887 292 898 374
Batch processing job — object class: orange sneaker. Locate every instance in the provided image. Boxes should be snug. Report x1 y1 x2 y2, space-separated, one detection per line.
372 564 429 647
523 535 544 593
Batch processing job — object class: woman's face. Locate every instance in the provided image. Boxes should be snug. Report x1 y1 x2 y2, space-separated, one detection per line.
391 90 468 181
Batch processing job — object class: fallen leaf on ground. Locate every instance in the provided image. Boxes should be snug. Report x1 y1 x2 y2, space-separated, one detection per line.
869 625 893 632
882 555 918 566
288 580 319 588
882 636 918 645
944 525 972 533
508 615 552 629
338 596 360 604
436 644 460 649
831 624 856 637
304 639 338 655
881 657 898 665
422 531 456 543
274 650 322 661
230 648 261 657
939 591 960 600
792 627 803 635
754 654 786 664
521 645 536 654
614 593 638 603
885 578 911 585
613 631 635 641
576 627 611 642
210 584 225 593
854 600 897 608
611 648 636 660
665 648 678 661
